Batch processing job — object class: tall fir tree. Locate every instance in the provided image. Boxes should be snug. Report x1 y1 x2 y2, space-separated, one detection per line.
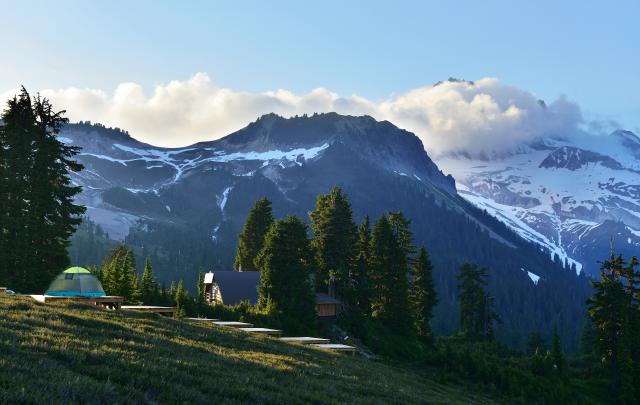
352 216 371 316
551 326 564 375
457 262 498 340
99 245 140 304
410 246 438 343
0 89 85 292
310 186 357 301
140 257 158 304
368 214 411 333
527 330 546 356
388 212 417 264
588 253 640 401
196 270 206 312
99 245 128 294
255 216 317 334
234 198 274 272
174 280 188 318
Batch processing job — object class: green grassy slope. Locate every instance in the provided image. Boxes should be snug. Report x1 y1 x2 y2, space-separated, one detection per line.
0 296 493 404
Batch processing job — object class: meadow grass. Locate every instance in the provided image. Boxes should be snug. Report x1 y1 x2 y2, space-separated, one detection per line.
0 295 494 404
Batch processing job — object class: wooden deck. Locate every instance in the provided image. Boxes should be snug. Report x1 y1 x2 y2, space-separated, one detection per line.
30 295 123 309
239 327 282 337
311 343 357 354
212 321 253 328
121 305 177 316
184 317 220 322
279 337 330 345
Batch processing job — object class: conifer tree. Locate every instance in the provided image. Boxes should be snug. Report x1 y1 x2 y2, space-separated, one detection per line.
310 187 357 300
117 249 137 302
527 330 546 356
410 246 438 343
0 89 85 292
255 216 317 334
551 326 564 375
368 214 411 333
457 262 498 340
140 258 157 304
588 253 640 399
99 245 140 303
174 280 188 318
388 212 416 263
352 216 371 315
234 198 274 272
100 245 128 294
196 270 206 312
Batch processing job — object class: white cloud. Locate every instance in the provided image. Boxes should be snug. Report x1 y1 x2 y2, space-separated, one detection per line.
0 74 584 155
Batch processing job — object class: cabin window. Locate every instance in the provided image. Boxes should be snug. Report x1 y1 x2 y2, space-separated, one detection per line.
65 273 74 280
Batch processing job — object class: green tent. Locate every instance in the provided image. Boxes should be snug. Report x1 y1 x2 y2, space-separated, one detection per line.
45 267 106 297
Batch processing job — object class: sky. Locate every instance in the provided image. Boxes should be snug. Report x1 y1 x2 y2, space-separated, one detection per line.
0 0 638 152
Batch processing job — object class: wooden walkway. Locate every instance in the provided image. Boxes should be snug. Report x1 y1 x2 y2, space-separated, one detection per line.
27 293 356 354
311 343 357 354
121 305 177 316
185 317 220 322
212 321 253 328
201 318 356 354
239 327 282 337
279 337 330 345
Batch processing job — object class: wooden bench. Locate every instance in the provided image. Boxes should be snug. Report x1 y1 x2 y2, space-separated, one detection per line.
30 295 124 310
239 327 282 337
211 321 253 328
311 343 357 354
279 337 330 345
121 305 176 316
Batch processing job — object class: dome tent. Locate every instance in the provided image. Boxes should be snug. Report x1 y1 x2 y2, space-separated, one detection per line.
45 267 106 297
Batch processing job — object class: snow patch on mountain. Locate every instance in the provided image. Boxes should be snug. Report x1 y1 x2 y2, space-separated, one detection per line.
458 184 583 273
438 130 640 276
205 144 330 164
218 186 233 213
522 268 541 285
211 223 221 242
106 143 330 183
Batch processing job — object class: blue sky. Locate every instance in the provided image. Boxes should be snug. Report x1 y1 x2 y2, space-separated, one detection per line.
1 0 638 145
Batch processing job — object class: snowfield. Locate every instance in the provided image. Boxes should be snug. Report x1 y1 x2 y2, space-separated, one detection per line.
437 130 640 276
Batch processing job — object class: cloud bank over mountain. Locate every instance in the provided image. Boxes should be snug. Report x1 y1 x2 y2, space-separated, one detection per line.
1 73 585 155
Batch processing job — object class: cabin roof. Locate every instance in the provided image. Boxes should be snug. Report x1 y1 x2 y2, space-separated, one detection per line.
315 293 342 305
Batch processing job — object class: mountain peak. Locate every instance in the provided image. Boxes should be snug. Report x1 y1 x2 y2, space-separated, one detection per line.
611 129 640 145
215 112 455 192
539 146 622 170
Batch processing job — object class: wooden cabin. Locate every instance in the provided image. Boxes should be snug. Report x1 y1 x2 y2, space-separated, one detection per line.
203 271 342 318
315 293 341 317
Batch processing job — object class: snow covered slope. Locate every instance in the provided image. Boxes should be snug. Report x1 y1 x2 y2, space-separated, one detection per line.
437 130 640 277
